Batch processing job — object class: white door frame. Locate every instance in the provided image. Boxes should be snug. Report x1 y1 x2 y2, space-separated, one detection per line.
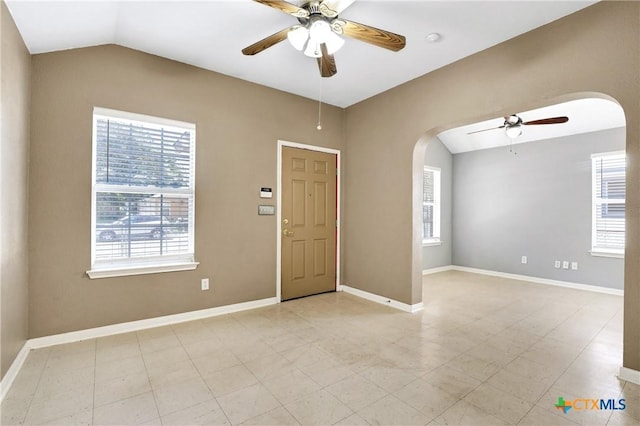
277 140 341 302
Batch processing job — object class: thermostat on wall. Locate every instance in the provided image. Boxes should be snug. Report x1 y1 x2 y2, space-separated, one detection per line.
260 187 273 198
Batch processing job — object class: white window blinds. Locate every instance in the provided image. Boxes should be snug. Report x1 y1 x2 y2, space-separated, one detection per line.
423 166 441 243
91 108 196 271
592 152 625 254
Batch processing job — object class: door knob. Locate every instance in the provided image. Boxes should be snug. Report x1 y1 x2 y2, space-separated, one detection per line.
283 229 294 237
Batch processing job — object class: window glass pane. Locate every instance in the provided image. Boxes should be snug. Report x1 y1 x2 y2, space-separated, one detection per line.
423 205 434 239
95 192 191 261
592 153 625 252
423 170 434 203
95 118 192 188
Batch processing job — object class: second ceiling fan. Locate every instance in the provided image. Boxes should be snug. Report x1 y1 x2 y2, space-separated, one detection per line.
468 114 569 139
242 0 406 78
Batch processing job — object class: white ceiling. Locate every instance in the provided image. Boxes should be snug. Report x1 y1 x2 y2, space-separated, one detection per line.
6 0 598 108
438 98 626 154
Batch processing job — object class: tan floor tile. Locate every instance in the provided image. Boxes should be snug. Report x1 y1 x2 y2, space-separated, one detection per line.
298 356 355 387
358 364 421 393
240 406 300 425
422 364 482 399
445 352 502 382
94 371 152 407
161 399 229 425
203 364 258 397
463 382 532 424
93 391 159 426
217 383 280 425
394 378 459 419
284 389 353 425
435 400 508 425
191 349 242 377
152 377 213 417
146 359 200 389
1 396 30 425
486 368 550 403
326 374 388 412
95 354 147 383
356 394 431 425
262 367 321 405
518 405 577 425
96 338 141 365
24 384 93 425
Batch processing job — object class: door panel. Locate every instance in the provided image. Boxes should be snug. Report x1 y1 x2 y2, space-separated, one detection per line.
282 147 337 300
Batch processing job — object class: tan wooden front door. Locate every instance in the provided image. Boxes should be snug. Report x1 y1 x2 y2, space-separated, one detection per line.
281 147 337 300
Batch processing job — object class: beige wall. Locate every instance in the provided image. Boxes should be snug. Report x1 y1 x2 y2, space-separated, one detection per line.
29 45 345 338
343 2 639 370
0 1 31 379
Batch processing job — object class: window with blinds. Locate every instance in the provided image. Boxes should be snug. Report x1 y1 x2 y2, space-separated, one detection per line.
89 108 196 276
592 152 625 255
423 166 441 244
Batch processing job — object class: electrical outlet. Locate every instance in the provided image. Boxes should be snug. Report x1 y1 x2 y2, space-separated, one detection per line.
521 256 528 264
571 262 578 271
562 261 569 270
201 278 209 291
554 260 561 269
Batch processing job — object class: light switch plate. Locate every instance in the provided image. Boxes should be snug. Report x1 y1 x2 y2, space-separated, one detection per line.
258 205 275 215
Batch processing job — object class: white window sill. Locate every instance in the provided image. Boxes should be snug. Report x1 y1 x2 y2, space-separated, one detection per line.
422 240 442 247
590 250 624 259
87 261 199 279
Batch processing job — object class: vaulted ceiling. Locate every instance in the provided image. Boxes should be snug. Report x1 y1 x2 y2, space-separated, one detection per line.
6 0 597 108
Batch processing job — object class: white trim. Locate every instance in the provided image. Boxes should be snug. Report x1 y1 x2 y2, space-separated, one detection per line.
422 240 442 247
0 343 30 402
341 285 424 313
452 266 623 296
423 265 454 275
618 366 640 386
277 140 341 303
27 297 277 349
590 250 624 259
87 261 199 279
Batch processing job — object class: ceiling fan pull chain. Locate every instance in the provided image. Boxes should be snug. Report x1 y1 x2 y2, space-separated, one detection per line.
317 78 323 130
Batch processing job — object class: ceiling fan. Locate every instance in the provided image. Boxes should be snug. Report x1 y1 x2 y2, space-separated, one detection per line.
468 114 569 138
242 0 406 78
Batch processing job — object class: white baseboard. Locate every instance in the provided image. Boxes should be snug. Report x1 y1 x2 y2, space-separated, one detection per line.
28 297 278 349
618 366 640 386
451 266 624 296
422 265 454 275
0 343 30 401
341 285 424 313
0 296 277 403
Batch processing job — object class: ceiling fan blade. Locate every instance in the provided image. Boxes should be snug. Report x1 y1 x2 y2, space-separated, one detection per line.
467 125 506 135
242 27 291 55
319 0 356 17
316 43 337 77
523 116 569 125
336 19 406 52
252 0 309 18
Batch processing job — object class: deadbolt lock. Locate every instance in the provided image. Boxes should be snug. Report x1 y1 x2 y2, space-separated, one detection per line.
282 218 289 225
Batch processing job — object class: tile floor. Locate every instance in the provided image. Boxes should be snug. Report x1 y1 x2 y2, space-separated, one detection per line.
1 271 639 425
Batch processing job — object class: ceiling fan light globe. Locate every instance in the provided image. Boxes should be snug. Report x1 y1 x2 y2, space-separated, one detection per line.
325 31 345 54
505 125 523 139
287 26 309 51
309 19 332 42
304 41 322 58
